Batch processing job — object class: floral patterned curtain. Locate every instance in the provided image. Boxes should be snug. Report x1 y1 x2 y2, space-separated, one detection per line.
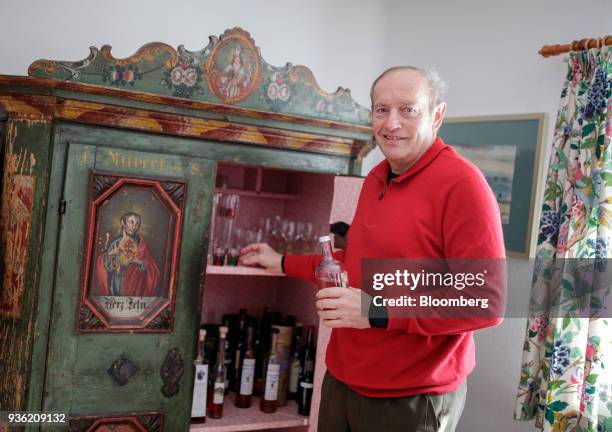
515 46 611 431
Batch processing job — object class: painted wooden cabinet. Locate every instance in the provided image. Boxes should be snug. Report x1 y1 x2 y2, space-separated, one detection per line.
0 28 372 432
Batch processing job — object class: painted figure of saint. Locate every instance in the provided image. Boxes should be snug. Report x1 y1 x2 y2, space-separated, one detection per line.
216 45 252 101
94 212 160 297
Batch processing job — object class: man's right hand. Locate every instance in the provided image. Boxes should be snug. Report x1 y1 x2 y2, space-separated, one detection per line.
239 243 283 274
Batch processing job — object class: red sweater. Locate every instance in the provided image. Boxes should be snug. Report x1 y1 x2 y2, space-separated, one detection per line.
285 137 505 397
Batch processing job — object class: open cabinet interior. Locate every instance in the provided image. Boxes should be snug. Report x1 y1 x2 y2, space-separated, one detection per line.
194 162 363 432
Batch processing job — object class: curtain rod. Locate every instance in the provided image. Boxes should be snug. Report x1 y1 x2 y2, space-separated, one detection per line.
539 35 611 57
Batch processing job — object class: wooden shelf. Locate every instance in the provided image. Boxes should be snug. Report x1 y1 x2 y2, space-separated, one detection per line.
206 265 285 277
190 395 308 432
216 187 300 201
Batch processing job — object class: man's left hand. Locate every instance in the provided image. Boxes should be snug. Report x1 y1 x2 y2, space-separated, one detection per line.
316 287 370 329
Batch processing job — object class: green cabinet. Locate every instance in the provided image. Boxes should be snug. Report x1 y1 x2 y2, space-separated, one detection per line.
0 28 372 431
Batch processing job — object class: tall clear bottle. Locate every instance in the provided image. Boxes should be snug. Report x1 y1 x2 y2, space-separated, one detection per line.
298 326 316 416
260 328 280 413
208 326 228 419
191 329 208 423
315 235 347 289
235 325 256 408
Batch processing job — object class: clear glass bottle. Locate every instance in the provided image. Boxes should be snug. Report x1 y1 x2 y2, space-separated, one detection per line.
235 325 256 408
315 235 347 289
208 326 228 419
260 328 280 413
191 329 208 423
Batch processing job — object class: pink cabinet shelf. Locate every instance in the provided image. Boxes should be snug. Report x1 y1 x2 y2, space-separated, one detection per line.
206 265 284 277
190 395 308 432
216 187 301 201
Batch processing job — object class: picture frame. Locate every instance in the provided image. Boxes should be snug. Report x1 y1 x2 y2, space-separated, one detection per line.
439 113 548 258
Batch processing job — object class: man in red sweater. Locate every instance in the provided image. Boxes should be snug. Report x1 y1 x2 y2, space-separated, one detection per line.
241 66 505 431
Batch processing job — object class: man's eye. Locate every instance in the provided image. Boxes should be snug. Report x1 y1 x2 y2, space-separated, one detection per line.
374 107 388 114
401 106 418 114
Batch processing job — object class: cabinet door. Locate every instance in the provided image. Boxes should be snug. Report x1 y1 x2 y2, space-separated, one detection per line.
43 142 215 431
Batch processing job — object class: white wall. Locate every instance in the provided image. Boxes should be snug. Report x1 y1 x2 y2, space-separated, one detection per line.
0 0 387 106
374 1 610 431
1 2 610 431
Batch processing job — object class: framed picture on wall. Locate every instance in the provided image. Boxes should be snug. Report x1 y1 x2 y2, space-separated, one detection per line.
439 113 547 258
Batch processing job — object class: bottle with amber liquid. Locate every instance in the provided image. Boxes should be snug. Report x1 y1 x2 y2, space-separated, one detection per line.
315 235 347 289
298 326 315 416
191 329 208 423
260 328 280 413
235 325 256 408
208 326 228 419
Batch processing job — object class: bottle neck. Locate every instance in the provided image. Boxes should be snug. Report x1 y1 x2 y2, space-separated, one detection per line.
196 336 206 363
245 328 254 354
270 333 278 352
320 240 333 260
217 336 226 365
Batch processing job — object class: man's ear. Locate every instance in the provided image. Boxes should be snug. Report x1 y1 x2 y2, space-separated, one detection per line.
432 102 447 133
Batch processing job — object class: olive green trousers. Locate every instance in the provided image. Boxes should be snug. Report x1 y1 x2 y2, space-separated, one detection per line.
318 372 467 432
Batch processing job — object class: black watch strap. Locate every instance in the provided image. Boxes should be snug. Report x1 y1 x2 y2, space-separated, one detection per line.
368 300 388 328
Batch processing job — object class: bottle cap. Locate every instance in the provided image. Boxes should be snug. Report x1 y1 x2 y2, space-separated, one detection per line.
318 235 331 243
199 329 207 340
219 326 229 337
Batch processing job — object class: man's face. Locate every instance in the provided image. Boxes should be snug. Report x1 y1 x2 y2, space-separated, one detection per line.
122 215 141 236
372 69 446 174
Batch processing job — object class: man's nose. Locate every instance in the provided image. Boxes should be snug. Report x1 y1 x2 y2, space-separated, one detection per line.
384 110 402 131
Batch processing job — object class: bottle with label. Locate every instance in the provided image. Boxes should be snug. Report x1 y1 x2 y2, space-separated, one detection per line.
298 326 316 416
315 235 347 289
191 329 208 423
288 323 303 400
260 328 280 413
235 325 256 408
208 325 228 419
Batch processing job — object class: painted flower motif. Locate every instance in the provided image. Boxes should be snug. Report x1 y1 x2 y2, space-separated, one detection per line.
279 84 290 101
123 69 135 83
110 69 121 83
267 82 280 99
551 339 571 375
266 73 291 103
183 68 198 87
316 99 326 112
171 67 186 86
